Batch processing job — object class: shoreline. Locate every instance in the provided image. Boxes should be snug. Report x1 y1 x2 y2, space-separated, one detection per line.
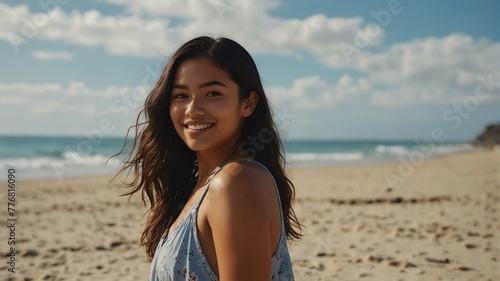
2 135 476 182
1 149 498 280
16 145 484 183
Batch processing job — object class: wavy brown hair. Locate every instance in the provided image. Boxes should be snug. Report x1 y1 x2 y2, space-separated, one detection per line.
113 36 302 261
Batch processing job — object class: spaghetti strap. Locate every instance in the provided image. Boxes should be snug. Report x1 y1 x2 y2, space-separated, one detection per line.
193 159 284 226
227 158 282 205
229 159 283 213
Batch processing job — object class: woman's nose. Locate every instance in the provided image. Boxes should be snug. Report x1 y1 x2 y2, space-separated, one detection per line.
185 97 204 116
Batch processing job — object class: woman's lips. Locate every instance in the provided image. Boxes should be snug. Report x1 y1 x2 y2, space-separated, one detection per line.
185 123 215 130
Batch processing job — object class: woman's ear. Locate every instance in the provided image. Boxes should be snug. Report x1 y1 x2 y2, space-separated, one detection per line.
241 91 259 117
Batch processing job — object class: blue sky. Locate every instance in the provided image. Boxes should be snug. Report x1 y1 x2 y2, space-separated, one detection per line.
1 0 499 141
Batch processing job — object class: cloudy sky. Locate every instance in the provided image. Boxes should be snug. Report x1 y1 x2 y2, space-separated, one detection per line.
1 0 499 141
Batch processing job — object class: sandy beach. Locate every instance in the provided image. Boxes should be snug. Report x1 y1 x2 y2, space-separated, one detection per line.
1 149 499 281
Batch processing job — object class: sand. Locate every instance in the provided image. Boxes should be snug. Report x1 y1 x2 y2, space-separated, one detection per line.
1 149 498 281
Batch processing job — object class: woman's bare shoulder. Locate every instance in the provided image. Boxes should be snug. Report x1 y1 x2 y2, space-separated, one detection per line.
210 161 274 196
206 161 276 215
206 161 276 279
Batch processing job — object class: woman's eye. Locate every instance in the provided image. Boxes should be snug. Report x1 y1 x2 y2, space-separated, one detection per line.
173 93 187 99
206 91 221 97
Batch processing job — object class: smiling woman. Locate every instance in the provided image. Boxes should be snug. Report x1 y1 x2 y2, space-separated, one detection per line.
113 36 301 281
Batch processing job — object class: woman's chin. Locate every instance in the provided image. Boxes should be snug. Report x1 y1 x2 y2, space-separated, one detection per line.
183 139 210 152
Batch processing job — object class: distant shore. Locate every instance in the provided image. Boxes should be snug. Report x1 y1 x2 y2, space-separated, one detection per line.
1 149 498 280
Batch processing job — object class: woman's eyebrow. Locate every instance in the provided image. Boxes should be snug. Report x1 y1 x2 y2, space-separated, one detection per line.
172 80 227 89
199 80 227 88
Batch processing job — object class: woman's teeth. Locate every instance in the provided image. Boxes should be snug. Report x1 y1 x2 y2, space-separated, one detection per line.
187 124 214 130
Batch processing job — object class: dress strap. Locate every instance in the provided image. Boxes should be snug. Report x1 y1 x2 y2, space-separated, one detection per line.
192 160 234 208
234 159 283 211
193 159 284 229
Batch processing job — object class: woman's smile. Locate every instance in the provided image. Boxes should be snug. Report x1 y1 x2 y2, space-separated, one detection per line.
183 122 216 135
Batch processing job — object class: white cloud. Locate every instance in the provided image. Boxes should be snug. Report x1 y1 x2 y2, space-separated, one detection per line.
32 50 73 61
325 33 500 88
0 96 30 105
0 81 139 115
0 2 381 58
60 104 100 115
267 73 499 110
309 33 500 108
104 0 276 18
0 82 62 94
30 100 64 114
1 2 498 110
267 75 373 110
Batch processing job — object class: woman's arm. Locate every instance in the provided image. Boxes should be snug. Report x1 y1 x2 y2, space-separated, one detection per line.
207 161 276 281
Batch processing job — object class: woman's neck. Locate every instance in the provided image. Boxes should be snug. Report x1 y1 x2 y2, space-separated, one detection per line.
195 141 246 184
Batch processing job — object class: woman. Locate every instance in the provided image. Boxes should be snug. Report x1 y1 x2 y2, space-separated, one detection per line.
115 36 301 280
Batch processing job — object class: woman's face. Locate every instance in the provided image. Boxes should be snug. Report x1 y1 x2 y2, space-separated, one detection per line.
170 57 251 153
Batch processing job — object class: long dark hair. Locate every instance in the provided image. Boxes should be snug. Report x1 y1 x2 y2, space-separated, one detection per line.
114 36 302 261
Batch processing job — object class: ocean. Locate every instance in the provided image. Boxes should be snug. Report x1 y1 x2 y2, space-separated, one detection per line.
0 135 475 180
